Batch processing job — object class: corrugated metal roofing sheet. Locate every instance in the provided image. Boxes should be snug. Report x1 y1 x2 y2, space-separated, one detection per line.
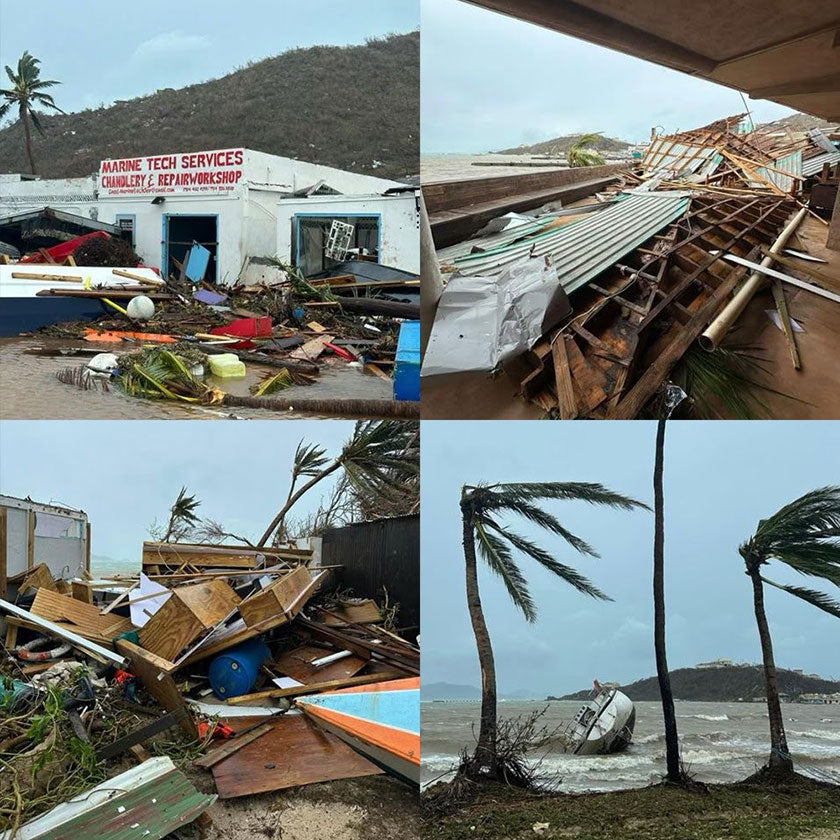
754 149 802 192
3 757 216 840
449 192 690 294
802 150 840 177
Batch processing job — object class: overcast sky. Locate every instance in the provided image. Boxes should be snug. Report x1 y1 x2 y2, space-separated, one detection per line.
0 420 353 568
421 421 840 697
0 0 419 117
421 0 797 153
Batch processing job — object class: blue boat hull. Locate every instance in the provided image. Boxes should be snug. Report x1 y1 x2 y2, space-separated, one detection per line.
0 297 108 337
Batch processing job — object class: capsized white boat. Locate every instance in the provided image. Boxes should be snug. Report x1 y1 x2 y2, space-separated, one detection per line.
564 685 635 755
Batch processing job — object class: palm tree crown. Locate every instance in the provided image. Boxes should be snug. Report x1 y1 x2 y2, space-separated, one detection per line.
1 51 64 174
461 482 648 620
739 486 840 617
1 51 63 127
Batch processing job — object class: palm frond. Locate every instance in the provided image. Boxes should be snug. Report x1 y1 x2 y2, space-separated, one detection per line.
761 577 840 618
484 520 611 600
293 440 330 477
482 496 599 556
474 519 536 621
741 486 840 586
671 344 801 420
488 482 649 512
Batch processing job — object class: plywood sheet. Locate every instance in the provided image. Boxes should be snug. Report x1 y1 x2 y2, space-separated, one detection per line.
174 579 241 627
320 600 382 625
30 587 134 642
210 714 381 798
273 645 368 684
137 595 204 662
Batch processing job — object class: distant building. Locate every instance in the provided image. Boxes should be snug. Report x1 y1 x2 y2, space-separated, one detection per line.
695 659 734 669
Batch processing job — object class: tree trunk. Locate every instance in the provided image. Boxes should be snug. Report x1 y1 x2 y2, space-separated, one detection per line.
653 415 681 783
256 461 341 547
749 569 794 775
462 506 498 776
221 394 420 419
21 106 36 175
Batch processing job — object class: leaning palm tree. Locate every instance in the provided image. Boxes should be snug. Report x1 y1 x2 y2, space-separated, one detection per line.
739 486 840 777
161 486 201 543
460 481 648 780
567 133 606 167
257 420 419 547
0 52 64 175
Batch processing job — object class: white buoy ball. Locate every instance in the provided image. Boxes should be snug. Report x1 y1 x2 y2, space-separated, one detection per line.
126 295 155 321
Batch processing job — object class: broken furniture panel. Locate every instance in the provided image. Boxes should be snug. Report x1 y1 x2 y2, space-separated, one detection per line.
210 714 382 798
238 565 321 628
137 579 240 661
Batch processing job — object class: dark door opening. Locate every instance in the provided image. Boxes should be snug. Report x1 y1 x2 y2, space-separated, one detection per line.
164 215 218 282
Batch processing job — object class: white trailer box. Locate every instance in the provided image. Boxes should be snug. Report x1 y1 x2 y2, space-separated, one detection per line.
0 495 89 594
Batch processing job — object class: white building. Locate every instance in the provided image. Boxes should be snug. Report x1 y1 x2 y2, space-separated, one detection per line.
0 495 90 592
0 148 419 283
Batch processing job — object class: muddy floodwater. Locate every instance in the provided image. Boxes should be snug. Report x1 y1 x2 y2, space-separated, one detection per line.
0 336 392 420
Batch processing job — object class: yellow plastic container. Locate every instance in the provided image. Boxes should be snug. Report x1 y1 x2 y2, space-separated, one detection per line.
208 353 246 378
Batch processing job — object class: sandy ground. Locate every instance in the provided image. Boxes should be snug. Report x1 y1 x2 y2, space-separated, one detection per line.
186 773 421 840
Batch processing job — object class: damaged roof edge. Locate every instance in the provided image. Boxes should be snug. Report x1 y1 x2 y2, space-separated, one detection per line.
0 757 216 840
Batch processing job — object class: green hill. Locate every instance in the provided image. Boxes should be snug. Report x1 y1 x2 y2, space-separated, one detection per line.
496 133 631 157
0 33 419 181
556 665 840 702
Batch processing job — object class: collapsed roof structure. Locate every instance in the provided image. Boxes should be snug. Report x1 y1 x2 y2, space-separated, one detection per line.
422 116 840 419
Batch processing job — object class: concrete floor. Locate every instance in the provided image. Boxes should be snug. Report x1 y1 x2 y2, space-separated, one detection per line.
736 215 840 420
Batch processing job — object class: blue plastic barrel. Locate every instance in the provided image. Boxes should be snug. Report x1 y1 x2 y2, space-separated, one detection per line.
208 639 270 699
394 320 420 402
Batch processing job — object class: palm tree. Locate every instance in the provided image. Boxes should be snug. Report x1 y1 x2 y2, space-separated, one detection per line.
459 481 648 779
567 133 606 168
162 486 201 543
739 486 840 777
257 420 419 547
653 385 687 784
0 51 64 175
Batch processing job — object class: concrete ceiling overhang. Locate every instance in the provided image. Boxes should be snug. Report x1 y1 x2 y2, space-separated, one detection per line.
463 0 840 121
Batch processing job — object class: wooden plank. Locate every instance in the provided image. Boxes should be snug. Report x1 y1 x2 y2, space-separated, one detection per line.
115 639 196 737
137 594 205 662
609 256 755 419
238 566 314 627
72 580 94 603
17 564 56 596
272 644 368 684
770 279 801 370
551 334 578 419
95 710 187 761
226 670 405 704
30 588 135 642
210 715 381 798
172 580 241 627
193 721 274 769
318 600 382 626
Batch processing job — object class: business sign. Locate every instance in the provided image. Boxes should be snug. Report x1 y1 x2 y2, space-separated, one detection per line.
98 148 244 197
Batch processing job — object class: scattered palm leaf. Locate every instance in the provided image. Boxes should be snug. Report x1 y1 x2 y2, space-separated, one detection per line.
670 344 803 420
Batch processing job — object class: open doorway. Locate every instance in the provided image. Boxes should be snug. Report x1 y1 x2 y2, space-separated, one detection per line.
293 214 380 276
162 214 218 282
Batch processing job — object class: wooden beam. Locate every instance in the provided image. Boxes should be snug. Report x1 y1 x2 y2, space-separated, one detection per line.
225 670 406 705
551 334 578 419
193 721 275 768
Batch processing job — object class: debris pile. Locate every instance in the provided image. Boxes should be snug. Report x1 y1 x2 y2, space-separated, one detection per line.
424 113 840 419
0 540 420 834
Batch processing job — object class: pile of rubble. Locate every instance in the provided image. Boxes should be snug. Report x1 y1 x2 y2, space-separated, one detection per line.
0 541 420 837
423 114 840 419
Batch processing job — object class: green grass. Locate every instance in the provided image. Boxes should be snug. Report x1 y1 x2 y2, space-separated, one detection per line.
425 777 840 840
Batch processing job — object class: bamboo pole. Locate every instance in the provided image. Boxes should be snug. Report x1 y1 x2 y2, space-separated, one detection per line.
699 207 808 351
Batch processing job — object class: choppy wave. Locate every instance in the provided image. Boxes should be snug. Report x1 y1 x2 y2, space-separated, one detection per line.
790 729 840 742
678 713 730 721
